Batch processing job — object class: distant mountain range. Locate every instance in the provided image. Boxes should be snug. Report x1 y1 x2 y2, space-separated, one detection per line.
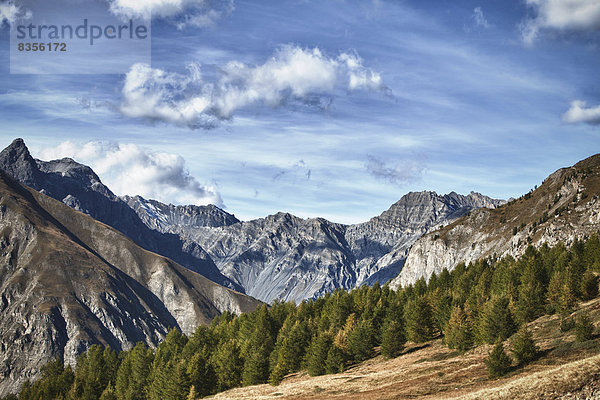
0 139 505 304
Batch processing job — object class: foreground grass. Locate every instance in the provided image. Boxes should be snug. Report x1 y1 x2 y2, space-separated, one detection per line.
209 298 600 400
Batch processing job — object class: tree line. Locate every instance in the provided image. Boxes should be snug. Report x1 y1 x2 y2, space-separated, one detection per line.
4 233 600 400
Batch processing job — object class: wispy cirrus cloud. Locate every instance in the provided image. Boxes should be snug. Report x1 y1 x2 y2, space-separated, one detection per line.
472 7 491 29
562 100 600 125
38 141 223 207
521 0 600 44
365 155 425 187
118 45 387 129
108 0 234 28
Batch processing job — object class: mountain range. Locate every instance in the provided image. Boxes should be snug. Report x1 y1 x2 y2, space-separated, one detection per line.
4 137 598 397
0 139 504 303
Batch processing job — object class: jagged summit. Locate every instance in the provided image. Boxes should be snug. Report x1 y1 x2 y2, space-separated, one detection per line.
0 138 40 186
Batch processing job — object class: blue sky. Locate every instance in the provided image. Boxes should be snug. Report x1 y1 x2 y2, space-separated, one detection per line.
0 0 599 223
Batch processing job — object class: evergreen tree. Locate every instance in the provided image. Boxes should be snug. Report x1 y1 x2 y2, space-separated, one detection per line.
575 313 594 342
212 339 242 391
444 306 474 352
242 306 274 386
381 320 405 358
477 297 516 344
404 296 435 343
510 326 538 365
72 344 112 400
432 291 453 333
485 340 512 378
347 319 375 362
581 270 599 300
99 384 117 400
187 352 215 397
306 333 333 376
115 342 153 400
324 344 346 374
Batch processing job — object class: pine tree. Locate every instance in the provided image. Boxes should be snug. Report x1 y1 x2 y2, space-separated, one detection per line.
212 339 242 391
347 319 375 362
404 296 435 343
324 344 346 374
115 342 153 400
485 340 512 378
381 320 405 358
575 313 594 342
444 306 474 352
99 384 117 400
306 333 333 376
187 352 215 397
510 326 538 365
477 297 516 344
581 270 599 300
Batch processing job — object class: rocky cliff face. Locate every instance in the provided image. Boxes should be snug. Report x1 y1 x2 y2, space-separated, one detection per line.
391 154 600 289
345 191 505 287
129 190 503 303
0 139 240 292
124 195 239 231
0 170 260 396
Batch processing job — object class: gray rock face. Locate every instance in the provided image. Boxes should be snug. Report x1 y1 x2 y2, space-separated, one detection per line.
0 139 240 292
345 191 505 288
0 170 260 396
124 195 239 230
391 154 600 289
129 190 503 303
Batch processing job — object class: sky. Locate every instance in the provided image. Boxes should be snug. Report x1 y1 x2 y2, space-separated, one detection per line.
0 0 599 224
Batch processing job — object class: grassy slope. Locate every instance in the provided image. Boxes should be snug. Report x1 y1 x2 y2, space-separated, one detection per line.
211 297 600 400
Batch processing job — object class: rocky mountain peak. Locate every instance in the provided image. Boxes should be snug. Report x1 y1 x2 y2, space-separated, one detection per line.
0 138 40 186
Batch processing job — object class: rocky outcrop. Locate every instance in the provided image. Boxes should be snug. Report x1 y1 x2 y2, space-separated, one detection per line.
391 154 600 289
129 190 503 303
124 195 239 231
0 170 260 396
0 139 240 292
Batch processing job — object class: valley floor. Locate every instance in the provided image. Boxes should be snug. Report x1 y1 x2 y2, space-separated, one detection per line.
210 298 600 400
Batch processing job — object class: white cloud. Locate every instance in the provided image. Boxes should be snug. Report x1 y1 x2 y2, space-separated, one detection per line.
472 7 490 29
119 45 387 129
0 1 30 26
562 100 600 125
365 155 425 186
108 0 233 28
522 0 600 44
38 141 223 207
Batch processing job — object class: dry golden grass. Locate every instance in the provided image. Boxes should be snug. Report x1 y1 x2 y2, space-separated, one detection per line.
209 298 600 400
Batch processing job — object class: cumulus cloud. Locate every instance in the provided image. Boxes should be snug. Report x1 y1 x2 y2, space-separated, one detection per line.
521 0 600 44
108 0 234 28
38 141 223 207
118 45 387 129
0 1 30 26
562 100 600 125
472 7 491 29
365 155 425 186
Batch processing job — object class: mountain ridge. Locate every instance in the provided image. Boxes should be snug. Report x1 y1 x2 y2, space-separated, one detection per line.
0 168 261 396
391 152 600 288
